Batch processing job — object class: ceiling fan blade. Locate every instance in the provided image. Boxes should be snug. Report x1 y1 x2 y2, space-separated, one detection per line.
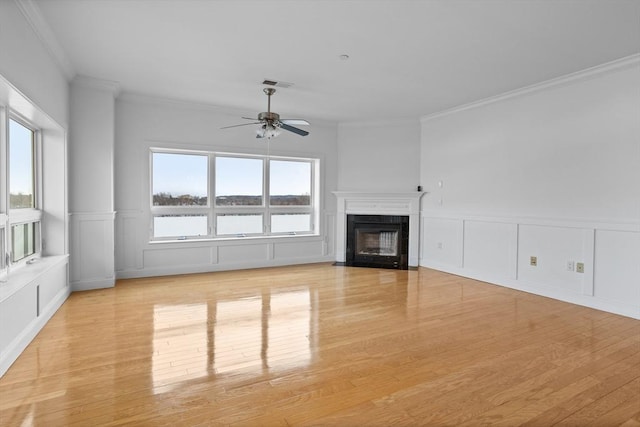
220 122 261 129
280 122 309 136
281 119 310 126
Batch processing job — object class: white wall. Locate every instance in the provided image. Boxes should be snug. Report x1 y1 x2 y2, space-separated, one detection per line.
420 58 640 319
114 94 339 278
337 120 421 192
0 0 70 376
0 0 69 128
68 76 118 290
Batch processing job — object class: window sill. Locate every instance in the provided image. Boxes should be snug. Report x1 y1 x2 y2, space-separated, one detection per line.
149 233 321 245
0 255 69 304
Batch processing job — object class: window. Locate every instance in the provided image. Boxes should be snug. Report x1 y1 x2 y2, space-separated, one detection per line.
216 214 263 236
152 152 208 206
9 119 35 209
269 159 313 234
151 152 209 239
2 116 42 267
150 149 318 240
215 156 263 206
269 160 311 206
11 222 39 262
153 215 208 238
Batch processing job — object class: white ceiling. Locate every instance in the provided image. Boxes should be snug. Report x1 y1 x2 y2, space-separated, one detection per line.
33 0 640 123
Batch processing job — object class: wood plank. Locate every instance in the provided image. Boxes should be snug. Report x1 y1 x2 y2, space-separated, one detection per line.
0 263 638 426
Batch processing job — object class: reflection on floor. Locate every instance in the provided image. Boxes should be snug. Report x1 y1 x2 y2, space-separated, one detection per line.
152 289 312 388
0 263 638 426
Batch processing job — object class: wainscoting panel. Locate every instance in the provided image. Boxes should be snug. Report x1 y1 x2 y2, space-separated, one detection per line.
0 282 35 356
593 229 640 308
70 212 115 291
422 217 464 269
274 240 324 260
420 213 639 319
117 213 142 272
463 220 517 280
218 244 270 264
517 224 589 294
38 261 68 313
143 246 214 269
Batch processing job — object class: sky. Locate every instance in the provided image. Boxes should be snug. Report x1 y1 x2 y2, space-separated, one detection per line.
9 119 34 196
152 152 311 198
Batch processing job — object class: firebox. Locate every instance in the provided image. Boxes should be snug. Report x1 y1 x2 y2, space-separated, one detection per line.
346 215 409 269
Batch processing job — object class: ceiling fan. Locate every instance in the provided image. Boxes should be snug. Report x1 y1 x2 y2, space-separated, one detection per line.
221 88 310 139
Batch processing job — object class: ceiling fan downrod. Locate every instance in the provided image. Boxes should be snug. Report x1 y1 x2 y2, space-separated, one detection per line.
264 87 275 113
258 88 279 123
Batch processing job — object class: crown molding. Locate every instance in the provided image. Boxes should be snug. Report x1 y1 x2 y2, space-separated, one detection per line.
338 118 420 129
72 75 120 97
15 0 75 81
118 91 252 115
118 91 338 128
421 53 640 123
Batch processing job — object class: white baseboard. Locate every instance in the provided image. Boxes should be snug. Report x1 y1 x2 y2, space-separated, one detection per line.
71 277 115 292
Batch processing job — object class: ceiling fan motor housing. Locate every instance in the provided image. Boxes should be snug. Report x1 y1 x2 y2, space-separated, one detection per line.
258 111 280 122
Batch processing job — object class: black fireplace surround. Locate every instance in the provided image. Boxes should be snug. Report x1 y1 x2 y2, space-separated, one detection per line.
346 214 409 269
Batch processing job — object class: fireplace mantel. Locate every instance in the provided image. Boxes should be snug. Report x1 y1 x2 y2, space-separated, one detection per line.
333 191 426 267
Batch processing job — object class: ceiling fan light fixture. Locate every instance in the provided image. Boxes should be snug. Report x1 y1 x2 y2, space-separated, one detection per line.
257 123 281 139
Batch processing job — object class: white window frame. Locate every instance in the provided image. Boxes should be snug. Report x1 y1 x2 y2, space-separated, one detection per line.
3 113 43 269
150 149 211 240
266 157 315 236
0 107 7 277
149 148 318 241
214 153 266 238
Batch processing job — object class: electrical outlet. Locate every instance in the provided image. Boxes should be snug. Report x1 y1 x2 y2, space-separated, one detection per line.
437 242 443 249
567 261 575 271
530 256 537 266
576 262 584 273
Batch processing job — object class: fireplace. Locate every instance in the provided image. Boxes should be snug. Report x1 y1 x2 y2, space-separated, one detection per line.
346 215 409 269
333 191 425 269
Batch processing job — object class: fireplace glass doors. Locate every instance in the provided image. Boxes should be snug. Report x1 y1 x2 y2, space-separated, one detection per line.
356 229 398 257
346 215 409 269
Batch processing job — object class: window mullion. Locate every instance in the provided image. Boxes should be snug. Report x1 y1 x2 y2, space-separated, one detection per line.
0 107 7 215
209 153 215 236
265 157 270 235
34 129 42 210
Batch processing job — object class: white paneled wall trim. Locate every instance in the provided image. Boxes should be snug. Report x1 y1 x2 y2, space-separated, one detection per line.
0 255 69 376
420 213 640 319
421 211 640 233
69 211 116 291
115 211 336 279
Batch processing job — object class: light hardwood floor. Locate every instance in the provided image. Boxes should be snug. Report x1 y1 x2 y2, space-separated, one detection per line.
1 264 638 426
